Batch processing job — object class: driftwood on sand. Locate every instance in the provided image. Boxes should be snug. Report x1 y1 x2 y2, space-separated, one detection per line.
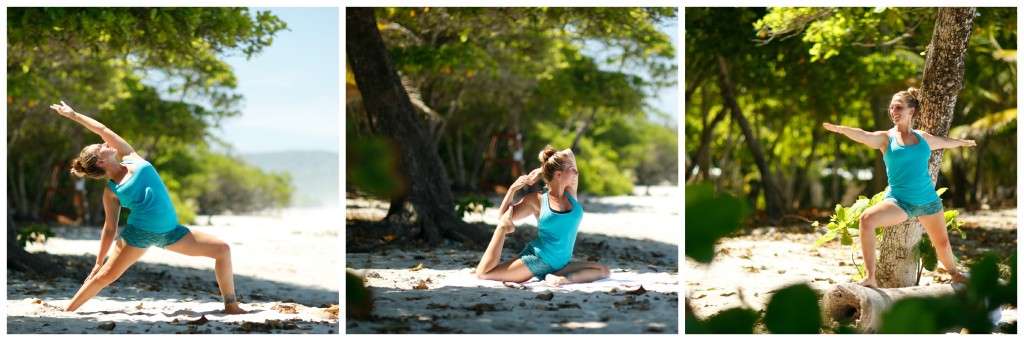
823 283 966 332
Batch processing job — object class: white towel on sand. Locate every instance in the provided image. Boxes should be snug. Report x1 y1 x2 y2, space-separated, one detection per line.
439 272 650 292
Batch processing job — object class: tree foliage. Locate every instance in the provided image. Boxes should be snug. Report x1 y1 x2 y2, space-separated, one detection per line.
686 7 1016 215
7 8 292 225
348 7 678 197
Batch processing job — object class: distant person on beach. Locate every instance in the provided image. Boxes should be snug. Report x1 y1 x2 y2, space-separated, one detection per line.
822 87 975 288
51 100 247 314
476 145 610 286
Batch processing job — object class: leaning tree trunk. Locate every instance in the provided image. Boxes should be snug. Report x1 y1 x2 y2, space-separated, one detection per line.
876 8 975 288
715 53 786 221
346 8 489 245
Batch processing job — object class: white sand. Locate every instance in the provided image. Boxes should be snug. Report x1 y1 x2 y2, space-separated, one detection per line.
6 207 340 334
346 186 680 333
686 208 1017 331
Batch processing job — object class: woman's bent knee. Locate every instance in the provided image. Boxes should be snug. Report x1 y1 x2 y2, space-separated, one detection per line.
859 214 872 230
213 242 231 258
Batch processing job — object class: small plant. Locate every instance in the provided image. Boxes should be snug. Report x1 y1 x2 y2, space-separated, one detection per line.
16 224 55 248
455 193 494 219
812 187 965 278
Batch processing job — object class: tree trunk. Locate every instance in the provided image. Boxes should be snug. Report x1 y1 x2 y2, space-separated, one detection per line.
877 7 975 288
570 107 598 153
715 53 786 221
7 206 64 277
346 8 489 245
823 283 966 333
697 108 728 182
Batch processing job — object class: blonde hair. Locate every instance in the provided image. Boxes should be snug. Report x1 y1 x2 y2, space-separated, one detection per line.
538 145 570 186
894 87 921 113
70 145 105 179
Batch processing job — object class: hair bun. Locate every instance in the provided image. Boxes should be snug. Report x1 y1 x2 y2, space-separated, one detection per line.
69 159 84 177
907 87 920 101
539 145 558 164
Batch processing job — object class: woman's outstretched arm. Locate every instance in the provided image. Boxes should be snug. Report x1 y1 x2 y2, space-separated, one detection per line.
87 187 121 282
50 101 138 159
918 131 977 150
822 123 889 150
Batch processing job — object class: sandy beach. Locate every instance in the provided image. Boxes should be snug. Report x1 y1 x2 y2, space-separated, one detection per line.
686 208 1018 332
346 185 680 333
6 207 340 334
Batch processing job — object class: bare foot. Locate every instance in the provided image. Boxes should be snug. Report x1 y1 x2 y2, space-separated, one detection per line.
951 271 971 285
545 274 570 287
500 216 515 234
223 303 247 314
502 223 515 234
855 277 877 288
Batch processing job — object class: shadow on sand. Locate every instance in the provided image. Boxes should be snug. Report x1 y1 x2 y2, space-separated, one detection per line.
346 223 679 333
7 251 339 334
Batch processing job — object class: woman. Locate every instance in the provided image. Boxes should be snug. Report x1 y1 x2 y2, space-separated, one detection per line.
475 145 610 286
51 101 246 314
822 88 975 288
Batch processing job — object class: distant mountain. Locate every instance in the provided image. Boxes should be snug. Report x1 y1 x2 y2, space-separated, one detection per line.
240 150 339 208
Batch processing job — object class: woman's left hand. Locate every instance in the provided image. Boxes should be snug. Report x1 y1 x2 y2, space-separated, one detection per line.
49 100 76 118
961 139 977 147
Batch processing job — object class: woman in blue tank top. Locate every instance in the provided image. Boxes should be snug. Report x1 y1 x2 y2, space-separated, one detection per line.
822 87 976 288
51 101 246 314
475 145 610 286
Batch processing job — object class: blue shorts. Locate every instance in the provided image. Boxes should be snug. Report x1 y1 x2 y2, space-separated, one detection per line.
118 224 190 249
884 196 943 218
518 244 558 279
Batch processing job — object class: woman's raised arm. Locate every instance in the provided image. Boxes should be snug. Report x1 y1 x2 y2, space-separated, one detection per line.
50 101 138 159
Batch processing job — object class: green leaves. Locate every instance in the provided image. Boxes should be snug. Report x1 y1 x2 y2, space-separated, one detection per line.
15 224 56 249
689 283 823 334
918 237 938 271
685 183 749 264
765 284 822 333
454 193 494 219
691 308 758 334
7 8 288 222
945 210 966 239
877 253 1016 334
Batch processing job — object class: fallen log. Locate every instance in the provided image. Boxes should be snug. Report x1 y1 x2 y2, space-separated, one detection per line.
823 283 967 333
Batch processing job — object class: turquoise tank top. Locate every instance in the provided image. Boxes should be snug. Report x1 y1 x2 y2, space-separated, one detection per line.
883 129 940 204
107 158 179 233
527 188 584 270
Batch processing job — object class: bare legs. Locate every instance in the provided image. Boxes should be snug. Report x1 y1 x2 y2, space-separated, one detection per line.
544 262 611 286
918 211 962 281
65 239 148 312
858 201 961 287
857 201 909 288
475 209 534 282
164 230 246 314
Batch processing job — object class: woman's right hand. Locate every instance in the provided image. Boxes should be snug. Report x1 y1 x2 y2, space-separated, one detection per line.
509 175 531 192
85 263 102 283
49 100 76 118
822 122 842 133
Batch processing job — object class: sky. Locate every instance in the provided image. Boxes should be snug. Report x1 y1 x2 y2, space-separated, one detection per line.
214 7 340 154
580 12 679 128
213 7 674 154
